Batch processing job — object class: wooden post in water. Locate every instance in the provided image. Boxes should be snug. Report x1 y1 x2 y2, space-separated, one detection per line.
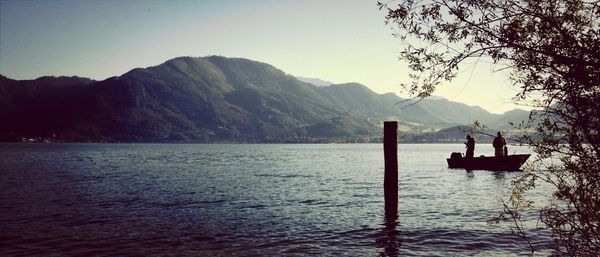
383 121 398 220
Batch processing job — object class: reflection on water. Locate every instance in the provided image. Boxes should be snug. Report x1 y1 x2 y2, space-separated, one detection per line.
377 219 399 257
492 171 507 180
465 170 475 179
0 143 554 256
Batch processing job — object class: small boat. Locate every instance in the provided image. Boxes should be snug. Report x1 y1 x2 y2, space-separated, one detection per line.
447 152 531 171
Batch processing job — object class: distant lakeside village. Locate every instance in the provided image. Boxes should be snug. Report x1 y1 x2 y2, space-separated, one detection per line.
6 128 516 144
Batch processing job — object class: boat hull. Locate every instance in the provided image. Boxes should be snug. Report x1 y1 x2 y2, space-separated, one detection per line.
447 154 531 171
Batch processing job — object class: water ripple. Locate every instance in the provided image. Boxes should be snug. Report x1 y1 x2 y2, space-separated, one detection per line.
0 143 554 256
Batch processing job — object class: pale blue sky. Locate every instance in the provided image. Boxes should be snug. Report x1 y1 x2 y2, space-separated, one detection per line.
0 0 523 113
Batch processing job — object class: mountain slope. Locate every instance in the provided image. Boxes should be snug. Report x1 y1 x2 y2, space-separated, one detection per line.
0 56 530 142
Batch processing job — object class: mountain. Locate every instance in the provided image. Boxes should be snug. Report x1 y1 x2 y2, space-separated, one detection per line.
0 75 95 114
0 56 530 142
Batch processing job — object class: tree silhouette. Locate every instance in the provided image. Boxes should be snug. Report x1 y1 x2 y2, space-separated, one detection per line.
379 0 599 255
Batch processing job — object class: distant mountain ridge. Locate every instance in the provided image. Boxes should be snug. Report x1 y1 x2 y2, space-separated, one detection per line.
0 56 530 142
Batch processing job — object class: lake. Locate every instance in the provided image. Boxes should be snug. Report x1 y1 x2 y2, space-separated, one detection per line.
0 143 555 256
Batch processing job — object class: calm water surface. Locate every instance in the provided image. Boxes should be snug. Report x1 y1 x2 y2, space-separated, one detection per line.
0 143 555 256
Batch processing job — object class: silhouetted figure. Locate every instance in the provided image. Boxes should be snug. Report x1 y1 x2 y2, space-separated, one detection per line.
493 132 507 157
465 135 475 158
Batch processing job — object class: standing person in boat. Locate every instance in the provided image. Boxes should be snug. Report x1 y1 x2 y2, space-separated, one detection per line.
493 131 507 156
465 135 475 158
